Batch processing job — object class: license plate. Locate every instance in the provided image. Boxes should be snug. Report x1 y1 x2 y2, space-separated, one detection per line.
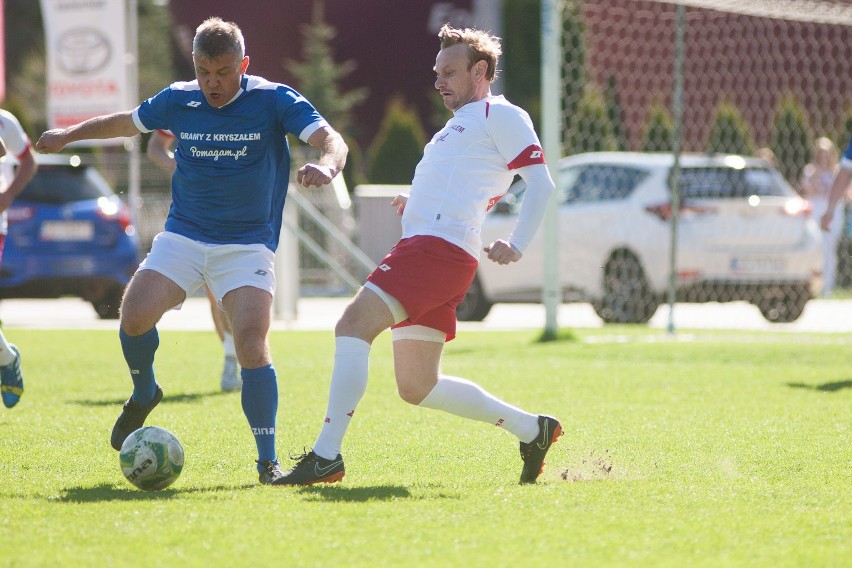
730 256 786 274
39 220 94 241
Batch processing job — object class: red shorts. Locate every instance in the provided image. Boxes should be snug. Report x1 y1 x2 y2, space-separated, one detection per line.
367 235 477 341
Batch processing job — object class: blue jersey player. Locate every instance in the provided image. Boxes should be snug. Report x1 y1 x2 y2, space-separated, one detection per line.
37 17 348 485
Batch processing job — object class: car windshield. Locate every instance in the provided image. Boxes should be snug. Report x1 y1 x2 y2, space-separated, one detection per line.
17 165 113 204
678 167 793 199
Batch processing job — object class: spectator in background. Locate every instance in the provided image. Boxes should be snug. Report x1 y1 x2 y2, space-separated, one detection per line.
800 137 842 297
147 129 241 392
0 109 38 408
756 146 778 168
820 135 852 247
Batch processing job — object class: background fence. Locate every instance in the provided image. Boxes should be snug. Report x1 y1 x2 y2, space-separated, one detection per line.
544 0 852 325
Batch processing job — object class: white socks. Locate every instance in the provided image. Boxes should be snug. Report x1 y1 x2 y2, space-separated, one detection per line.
222 332 236 358
418 375 540 443
0 332 15 366
312 336 371 460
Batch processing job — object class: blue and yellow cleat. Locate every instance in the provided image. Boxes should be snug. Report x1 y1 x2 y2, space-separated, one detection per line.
0 344 24 408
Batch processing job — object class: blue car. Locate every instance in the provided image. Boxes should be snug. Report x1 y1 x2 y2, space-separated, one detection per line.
0 154 139 318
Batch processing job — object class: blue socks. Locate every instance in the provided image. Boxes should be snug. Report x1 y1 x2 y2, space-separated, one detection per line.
119 327 159 406
241 364 279 471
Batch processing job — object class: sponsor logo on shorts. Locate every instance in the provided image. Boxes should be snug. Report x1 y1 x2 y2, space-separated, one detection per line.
495 418 505 427
378 263 392 271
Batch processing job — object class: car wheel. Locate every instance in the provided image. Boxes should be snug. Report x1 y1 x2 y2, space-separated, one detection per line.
91 285 124 320
456 273 493 322
593 250 659 324
755 284 809 323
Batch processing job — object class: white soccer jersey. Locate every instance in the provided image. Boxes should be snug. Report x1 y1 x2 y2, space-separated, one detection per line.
402 95 545 258
0 109 33 235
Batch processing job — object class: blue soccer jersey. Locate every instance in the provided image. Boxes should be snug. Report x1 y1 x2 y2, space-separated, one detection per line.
132 74 328 250
842 135 852 170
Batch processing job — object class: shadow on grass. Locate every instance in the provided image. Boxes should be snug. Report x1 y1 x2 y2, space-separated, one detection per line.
71 391 226 407
54 482 255 502
296 484 416 503
786 380 852 393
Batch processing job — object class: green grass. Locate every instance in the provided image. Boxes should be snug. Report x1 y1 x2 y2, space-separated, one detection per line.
1 328 850 567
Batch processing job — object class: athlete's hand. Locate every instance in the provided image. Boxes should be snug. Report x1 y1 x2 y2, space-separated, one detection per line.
484 239 522 265
820 210 834 231
36 129 70 153
391 193 409 216
297 163 336 188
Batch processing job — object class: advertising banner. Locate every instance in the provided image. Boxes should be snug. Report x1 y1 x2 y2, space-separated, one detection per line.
40 0 131 142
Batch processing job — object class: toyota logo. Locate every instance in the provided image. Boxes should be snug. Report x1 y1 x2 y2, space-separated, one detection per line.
56 28 112 75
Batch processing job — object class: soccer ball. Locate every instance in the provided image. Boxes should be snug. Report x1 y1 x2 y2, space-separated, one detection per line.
119 426 184 491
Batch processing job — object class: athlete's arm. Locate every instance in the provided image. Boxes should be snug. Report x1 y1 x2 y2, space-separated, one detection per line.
37 111 139 153
484 162 555 265
147 130 176 173
0 144 37 214
821 166 852 231
297 126 348 188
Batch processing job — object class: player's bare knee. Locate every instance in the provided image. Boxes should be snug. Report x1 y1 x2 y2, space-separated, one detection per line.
396 379 430 405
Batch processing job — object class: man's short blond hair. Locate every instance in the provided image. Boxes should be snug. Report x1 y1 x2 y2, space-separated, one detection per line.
438 24 501 82
193 17 245 60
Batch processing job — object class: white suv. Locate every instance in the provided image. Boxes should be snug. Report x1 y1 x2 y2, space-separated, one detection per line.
458 152 823 324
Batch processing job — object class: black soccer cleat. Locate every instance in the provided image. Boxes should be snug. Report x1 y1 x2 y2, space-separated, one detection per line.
257 459 287 485
519 415 563 484
270 450 345 486
110 387 163 451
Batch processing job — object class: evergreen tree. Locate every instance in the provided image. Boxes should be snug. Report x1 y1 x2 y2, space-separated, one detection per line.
641 99 674 152
285 1 368 189
567 85 616 154
770 95 813 186
285 1 367 136
366 97 426 184
561 0 586 154
502 0 542 125
605 75 628 151
706 101 755 156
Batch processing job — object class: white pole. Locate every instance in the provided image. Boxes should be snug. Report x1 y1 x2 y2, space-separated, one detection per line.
273 187 299 323
541 0 562 339
667 4 686 335
126 0 142 232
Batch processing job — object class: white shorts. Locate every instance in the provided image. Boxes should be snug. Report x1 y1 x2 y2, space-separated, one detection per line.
138 231 276 308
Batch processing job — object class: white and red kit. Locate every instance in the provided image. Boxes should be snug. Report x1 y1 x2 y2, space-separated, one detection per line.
0 109 33 236
367 95 554 339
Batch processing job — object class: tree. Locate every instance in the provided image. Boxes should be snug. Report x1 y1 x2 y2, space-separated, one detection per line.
285 1 367 137
366 97 426 184
566 85 616 154
605 75 629 151
502 0 542 126
641 98 674 152
284 1 368 190
706 101 755 156
770 95 813 186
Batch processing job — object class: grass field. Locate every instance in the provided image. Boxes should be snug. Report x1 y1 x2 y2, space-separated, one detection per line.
1 327 850 567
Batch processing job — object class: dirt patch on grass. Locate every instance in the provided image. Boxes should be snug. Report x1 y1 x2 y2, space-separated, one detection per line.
561 450 614 482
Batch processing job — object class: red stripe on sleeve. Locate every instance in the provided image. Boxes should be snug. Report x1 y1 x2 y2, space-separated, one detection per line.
507 144 546 170
15 142 32 161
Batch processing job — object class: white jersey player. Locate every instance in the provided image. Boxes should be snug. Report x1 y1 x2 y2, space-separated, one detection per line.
276 25 562 486
0 109 38 408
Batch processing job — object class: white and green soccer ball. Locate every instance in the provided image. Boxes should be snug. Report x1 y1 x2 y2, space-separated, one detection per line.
119 426 184 491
